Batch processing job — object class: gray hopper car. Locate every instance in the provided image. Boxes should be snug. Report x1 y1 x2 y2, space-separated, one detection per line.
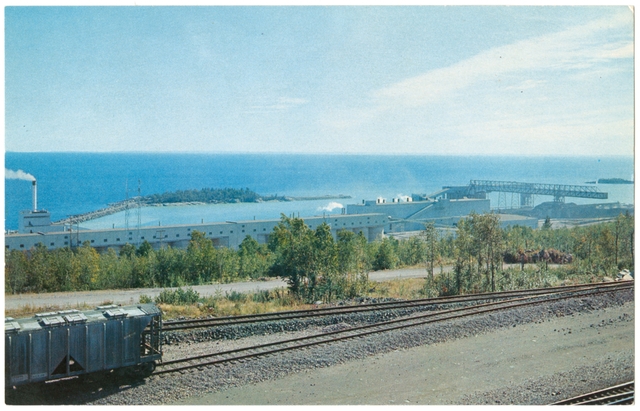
5 303 162 387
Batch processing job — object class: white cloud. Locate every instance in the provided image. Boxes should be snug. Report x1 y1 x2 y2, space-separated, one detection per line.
371 12 631 110
317 10 633 156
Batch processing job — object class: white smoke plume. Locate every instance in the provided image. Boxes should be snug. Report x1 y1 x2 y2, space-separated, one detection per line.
5 169 36 181
318 202 344 212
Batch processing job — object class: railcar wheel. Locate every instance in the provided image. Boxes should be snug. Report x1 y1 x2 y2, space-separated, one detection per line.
126 361 156 379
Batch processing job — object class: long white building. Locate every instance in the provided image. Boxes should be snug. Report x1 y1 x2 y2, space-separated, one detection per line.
6 193 538 253
5 213 388 252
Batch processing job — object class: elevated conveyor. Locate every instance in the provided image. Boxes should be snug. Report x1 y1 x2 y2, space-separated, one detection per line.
443 180 608 206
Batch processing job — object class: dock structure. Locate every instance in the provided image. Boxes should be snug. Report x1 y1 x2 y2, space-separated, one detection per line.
443 180 608 206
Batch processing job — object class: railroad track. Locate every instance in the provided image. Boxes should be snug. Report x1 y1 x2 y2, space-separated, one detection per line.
161 282 629 332
155 282 632 376
552 381 634 405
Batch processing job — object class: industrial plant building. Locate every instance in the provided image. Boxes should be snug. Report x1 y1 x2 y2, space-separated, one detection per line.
7 179 619 253
5 214 388 252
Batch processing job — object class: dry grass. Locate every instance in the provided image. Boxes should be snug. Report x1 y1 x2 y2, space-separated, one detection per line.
158 279 429 320
5 302 95 319
158 298 314 320
366 278 427 300
4 279 430 320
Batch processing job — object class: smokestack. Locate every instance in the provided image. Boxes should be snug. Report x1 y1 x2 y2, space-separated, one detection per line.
32 180 37 212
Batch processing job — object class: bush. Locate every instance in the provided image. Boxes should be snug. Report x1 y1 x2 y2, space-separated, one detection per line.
225 290 247 302
155 287 201 305
252 289 273 303
139 294 152 304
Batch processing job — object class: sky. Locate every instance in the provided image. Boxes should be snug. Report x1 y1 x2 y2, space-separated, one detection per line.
3 6 635 156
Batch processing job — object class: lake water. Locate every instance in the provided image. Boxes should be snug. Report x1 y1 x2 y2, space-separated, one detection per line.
5 152 634 231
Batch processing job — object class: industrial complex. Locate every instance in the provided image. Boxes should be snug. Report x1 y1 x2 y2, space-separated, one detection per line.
5 179 631 253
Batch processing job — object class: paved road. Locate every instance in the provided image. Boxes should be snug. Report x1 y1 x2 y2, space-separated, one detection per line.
5 266 445 311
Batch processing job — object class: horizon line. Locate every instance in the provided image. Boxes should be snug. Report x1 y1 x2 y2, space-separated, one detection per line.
4 151 635 158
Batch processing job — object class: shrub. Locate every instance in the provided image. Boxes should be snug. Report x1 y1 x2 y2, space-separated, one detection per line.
139 294 152 304
225 290 247 302
155 287 201 305
252 289 273 303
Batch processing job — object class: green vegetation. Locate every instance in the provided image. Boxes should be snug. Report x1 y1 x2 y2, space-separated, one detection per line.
141 187 285 204
146 287 307 319
5 212 634 307
154 287 201 305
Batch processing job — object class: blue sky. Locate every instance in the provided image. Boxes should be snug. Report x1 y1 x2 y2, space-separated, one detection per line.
4 6 634 155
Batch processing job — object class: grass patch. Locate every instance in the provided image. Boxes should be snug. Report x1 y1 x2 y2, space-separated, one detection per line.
155 288 314 320
5 302 95 319
365 278 426 300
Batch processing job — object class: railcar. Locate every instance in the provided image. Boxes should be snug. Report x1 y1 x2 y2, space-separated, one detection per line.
5 303 162 387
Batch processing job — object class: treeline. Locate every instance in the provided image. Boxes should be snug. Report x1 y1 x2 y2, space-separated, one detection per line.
5 212 634 303
142 187 286 204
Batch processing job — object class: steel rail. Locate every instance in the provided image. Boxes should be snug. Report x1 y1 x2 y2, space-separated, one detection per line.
551 381 634 405
162 282 627 331
155 282 632 375
606 394 635 405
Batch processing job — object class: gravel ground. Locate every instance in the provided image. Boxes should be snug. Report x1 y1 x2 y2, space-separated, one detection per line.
460 355 634 405
161 296 462 346
5 287 634 405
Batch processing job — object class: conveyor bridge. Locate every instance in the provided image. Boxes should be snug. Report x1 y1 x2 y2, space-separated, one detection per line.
442 180 607 206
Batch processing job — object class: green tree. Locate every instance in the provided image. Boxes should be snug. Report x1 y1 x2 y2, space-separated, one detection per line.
268 215 315 296
372 236 399 271
27 243 56 292
312 223 339 302
422 222 439 281
152 247 186 287
5 250 29 294
119 243 137 259
136 240 153 257
268 216 342 301
50 247 77 291
238 235 274 279
98 248 127 289
397 235 427 267
454 218 476 293
336 230 371 297
468 212 503 292
73 242 101 290
186 230 217 283
212 247 240 283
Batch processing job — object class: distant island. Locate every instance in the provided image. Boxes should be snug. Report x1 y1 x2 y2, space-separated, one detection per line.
142 187 282 204
586 178 634 185
142 188 352 205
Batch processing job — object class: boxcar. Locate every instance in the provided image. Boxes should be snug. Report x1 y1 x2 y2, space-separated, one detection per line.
5 303 162 387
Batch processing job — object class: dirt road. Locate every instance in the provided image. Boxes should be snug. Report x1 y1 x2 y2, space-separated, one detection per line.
4 264 557 312
4 266 444 311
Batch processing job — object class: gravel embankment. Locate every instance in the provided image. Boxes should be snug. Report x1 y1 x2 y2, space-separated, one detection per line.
162 297 456 346
460 355 634 405
5 288 634 405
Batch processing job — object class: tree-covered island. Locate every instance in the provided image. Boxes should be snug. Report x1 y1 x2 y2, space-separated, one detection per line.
141 187 284 204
